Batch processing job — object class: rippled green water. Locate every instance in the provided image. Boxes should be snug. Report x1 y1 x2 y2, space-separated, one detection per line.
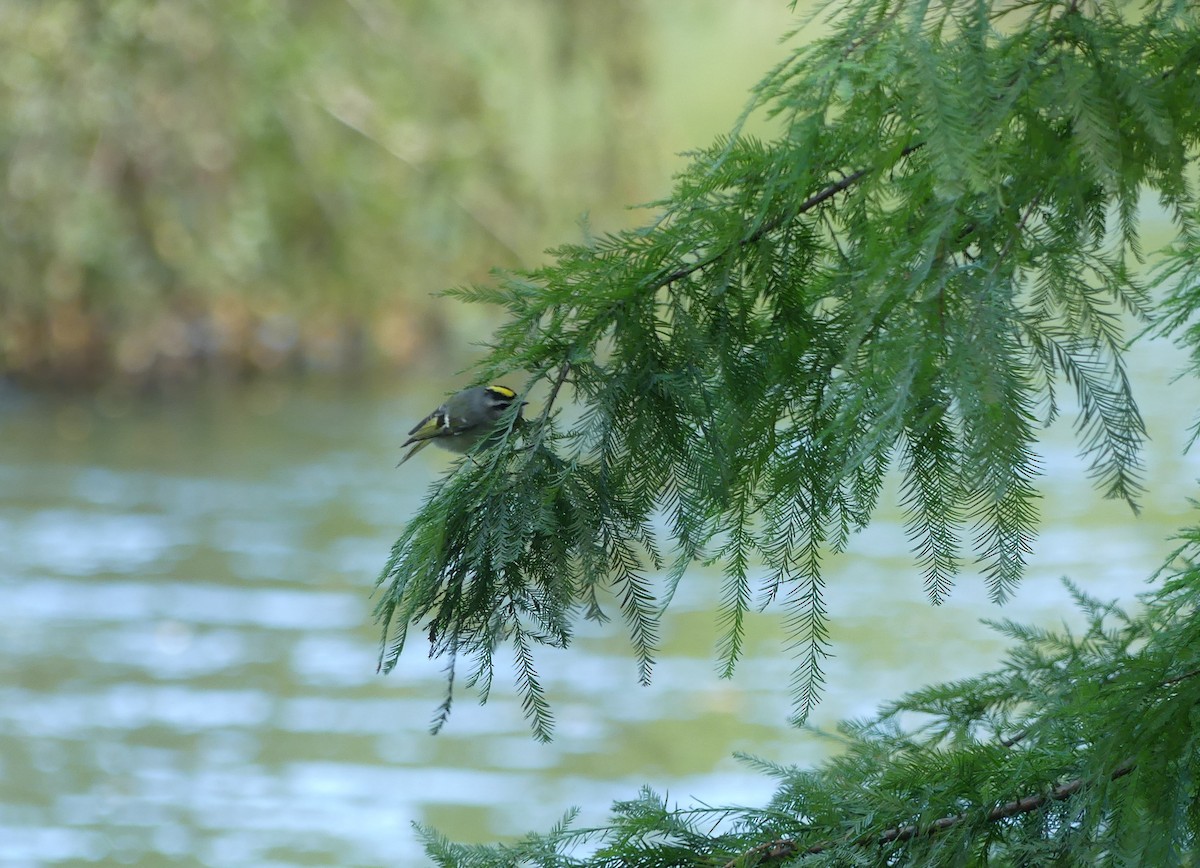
1 355 1197 865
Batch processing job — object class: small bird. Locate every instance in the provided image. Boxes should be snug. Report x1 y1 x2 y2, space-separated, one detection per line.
398 384 523 465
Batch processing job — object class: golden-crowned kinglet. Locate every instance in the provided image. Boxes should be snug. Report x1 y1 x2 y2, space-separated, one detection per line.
398 384 524 465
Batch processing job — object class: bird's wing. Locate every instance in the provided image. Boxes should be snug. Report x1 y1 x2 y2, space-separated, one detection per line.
403 408 447 444
397 406 448 466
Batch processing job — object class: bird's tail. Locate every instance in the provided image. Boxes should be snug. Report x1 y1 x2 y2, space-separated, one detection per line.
396 439 430 466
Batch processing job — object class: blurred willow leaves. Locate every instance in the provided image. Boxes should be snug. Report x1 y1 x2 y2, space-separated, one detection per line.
1 0 753 383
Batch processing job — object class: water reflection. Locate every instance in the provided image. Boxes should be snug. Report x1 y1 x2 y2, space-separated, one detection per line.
0 354 1197 864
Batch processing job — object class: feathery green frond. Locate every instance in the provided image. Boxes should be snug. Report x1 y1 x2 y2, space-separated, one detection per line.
378 0 1200 738
431 532 1200 863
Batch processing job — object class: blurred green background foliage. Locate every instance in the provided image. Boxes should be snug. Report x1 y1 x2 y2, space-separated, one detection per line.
0 0 793 387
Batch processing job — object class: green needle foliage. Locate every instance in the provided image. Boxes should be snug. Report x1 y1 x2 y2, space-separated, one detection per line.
415 537 1200 865
377 0 1200 745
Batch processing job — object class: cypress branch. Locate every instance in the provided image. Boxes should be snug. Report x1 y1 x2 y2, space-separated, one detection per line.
377 0 1198 752
725 759 1139 867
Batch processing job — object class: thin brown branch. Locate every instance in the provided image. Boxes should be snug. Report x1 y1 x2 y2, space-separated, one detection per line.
653 142 925 292
721 760 1136 866
999 727 1029 748
999 662 1200 748
536 359 572 430
520 358 573 462
1160 665 1200 687
841 2 905 58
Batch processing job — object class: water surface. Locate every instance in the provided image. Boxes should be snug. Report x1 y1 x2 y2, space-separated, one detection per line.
1 359 1196 865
